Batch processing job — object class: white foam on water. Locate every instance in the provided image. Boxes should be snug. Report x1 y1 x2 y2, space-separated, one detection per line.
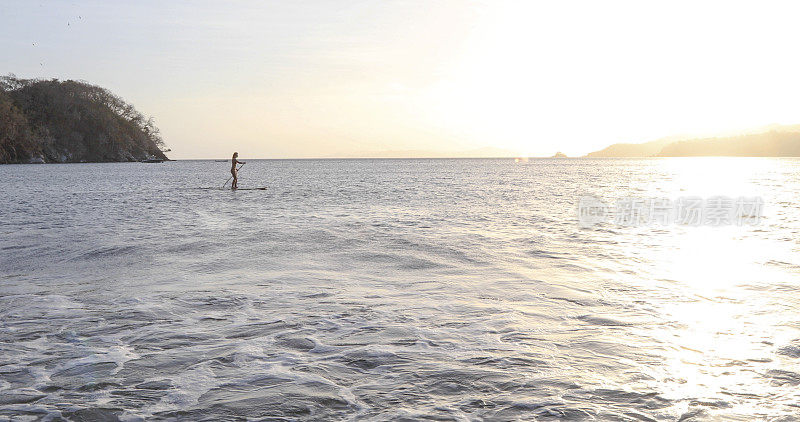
141 363 219 416
46 343 139 379
0 294 86 319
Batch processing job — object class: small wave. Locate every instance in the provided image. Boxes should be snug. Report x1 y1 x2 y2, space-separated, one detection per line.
276 336 317 352
777 340 800 358
0 393 47 406
576 315 633 327
225 320 297 340
764 369 800 386
70 244 141 261
338 348 409 371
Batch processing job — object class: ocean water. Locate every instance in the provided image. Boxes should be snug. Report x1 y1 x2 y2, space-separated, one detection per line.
1 158 799 421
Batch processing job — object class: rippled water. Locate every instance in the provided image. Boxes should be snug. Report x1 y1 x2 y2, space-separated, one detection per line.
1 158 799 420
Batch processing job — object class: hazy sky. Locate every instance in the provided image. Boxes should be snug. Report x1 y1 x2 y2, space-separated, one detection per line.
3 1 800 158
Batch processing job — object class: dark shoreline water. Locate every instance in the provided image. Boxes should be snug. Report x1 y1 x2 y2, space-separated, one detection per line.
1 158 799 420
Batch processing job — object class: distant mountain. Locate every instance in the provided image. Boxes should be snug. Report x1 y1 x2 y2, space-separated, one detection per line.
0 75 168 164
586 137 682 158
658 131 800 157
339 146 520 159
587 125 800 157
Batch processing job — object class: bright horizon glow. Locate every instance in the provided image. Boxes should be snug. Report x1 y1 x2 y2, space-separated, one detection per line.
3 1 800 159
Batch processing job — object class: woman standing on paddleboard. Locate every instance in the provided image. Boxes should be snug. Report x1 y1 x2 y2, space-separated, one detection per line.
231 152 245 189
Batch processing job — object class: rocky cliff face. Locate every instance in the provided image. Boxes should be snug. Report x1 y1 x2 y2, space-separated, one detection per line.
0 76 168 164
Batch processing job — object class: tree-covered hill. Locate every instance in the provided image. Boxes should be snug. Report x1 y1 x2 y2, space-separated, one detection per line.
0 75 168 163
586 124 800 157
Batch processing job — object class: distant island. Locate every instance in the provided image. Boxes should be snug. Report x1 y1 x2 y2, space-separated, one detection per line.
0 75 168 164
587 125 800 157
551 151 568 158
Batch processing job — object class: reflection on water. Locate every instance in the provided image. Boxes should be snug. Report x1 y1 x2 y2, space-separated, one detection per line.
0 158 799 420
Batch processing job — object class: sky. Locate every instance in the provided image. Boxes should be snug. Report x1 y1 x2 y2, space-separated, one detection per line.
3 0 800 159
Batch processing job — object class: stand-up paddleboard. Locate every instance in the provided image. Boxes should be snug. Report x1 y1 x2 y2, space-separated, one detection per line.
194 187 268 190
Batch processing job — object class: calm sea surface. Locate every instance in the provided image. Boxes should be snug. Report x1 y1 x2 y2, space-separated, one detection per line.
1 158 799 420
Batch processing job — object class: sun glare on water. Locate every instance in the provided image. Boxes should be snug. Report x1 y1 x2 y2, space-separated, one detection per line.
624 158 799 416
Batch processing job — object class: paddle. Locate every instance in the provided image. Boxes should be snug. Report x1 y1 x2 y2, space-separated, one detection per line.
222 162 245 189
